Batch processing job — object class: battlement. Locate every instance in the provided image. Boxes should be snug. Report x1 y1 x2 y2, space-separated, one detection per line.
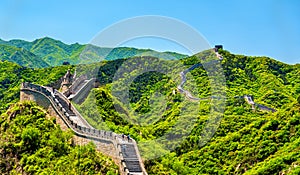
20 82 147 175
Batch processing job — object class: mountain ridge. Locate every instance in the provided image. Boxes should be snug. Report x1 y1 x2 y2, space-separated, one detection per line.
0 46 299 174
0 37 189 68
0 44 49 68
72 49 300 174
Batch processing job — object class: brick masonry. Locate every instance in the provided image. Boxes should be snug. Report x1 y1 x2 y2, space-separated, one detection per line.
20 83 147 175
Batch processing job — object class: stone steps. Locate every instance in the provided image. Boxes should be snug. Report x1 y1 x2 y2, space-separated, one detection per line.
120 144 142 173
54 94 75 116
21 82 147 175
124 160 143 173
121 144 138 159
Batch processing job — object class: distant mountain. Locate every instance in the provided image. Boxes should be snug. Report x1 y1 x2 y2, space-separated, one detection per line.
0 37 188 68
0 38 34 50
0 44 49 68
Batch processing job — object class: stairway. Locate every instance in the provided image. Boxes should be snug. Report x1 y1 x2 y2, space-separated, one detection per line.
21 82 147 175
120 143 143 173
54 94 76 116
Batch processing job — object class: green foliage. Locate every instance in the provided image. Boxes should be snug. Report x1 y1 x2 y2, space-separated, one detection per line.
105 47 187 60
76 56 191 144
0 102 119 175
0 44 299 174
0 61 71 113
0 37 188 68
0 44 49 68
76 50 300 174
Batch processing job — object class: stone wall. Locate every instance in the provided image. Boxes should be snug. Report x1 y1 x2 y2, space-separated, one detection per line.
20 86 121 166
71 78 96 104
20 82 147 175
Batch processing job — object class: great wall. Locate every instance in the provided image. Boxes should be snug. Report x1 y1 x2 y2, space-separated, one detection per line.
177 63 276 112
20 73 147 175
19 47 276 174
177 47 276 113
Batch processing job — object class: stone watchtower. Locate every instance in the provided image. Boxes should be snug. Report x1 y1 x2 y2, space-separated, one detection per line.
214 45 223 52
60 69 75 93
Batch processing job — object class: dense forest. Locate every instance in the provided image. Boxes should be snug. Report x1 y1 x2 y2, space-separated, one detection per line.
0 42 299 174
75 49 300 174
0 102 118 174
0 60 71 113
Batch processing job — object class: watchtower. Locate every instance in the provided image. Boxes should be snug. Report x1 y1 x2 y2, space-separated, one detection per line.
60 69 75 93
215 45 223 52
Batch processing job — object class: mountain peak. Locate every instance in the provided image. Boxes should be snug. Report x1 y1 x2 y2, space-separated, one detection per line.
33 36 64 44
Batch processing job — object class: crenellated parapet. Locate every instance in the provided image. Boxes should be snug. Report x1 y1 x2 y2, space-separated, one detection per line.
20 82 147 175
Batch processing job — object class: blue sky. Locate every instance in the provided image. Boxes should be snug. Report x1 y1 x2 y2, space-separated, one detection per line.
0 0 299 64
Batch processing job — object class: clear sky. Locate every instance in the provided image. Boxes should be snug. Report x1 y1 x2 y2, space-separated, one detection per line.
0 0 299 64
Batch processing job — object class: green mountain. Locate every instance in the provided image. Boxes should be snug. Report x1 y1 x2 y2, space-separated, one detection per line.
74 50 300 174
0 48 299 174
0 44 49 68
0 37 188 68
0 39 34 50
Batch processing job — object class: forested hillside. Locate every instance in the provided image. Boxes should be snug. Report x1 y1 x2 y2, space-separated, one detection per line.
75 49 300 174
0 37 187 68
0 44 49 68
0 60 71 113
0 102 118 174
0 48 299 174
